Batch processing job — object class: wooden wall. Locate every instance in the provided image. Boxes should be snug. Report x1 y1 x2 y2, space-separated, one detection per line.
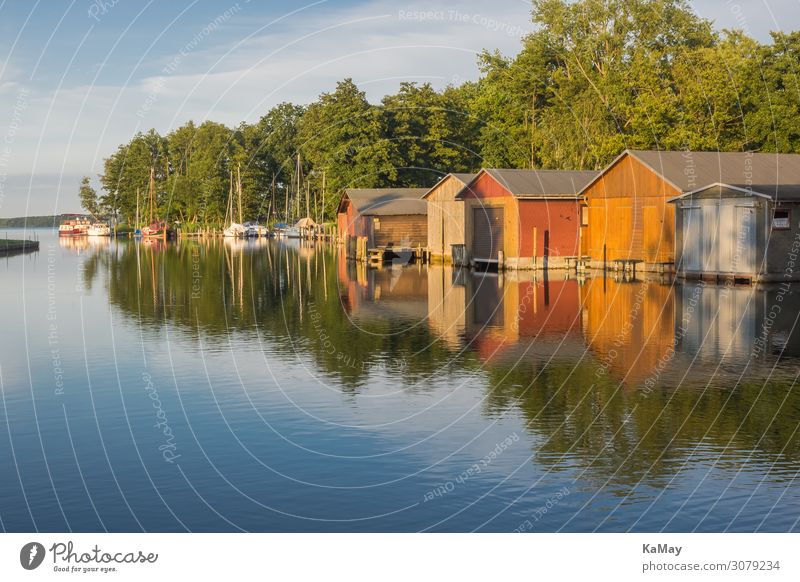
582 154 679 264
369 214 427 247
426 177 466 257
517 199 581 258
461 172 519 260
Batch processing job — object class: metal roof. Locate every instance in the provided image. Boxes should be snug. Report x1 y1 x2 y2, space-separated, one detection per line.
340 188 429 215
589 149 800 200
462 169 599 198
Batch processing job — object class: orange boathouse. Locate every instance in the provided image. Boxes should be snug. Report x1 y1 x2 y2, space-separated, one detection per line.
579 149 800 272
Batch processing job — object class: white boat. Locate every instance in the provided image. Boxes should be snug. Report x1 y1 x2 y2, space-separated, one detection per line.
285 227 301 238
244 222 268 237
223 223 247 238
223 165 248 238
58 217 90 236
87 223 111 236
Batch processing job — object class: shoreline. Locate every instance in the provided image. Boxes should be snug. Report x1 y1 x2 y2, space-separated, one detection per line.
0 239 40 254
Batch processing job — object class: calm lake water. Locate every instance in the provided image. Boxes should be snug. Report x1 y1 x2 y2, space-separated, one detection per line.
1 229 799 532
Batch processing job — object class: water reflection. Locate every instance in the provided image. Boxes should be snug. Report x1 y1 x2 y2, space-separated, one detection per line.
582 276 675 386
79 237 800 396
65 238 800 529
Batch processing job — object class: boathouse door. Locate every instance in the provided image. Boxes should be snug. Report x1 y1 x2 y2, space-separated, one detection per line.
733 205 756 274
681 206 703 272
473 207 504 261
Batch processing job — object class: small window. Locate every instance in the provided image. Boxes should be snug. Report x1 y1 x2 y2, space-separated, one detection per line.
373 217 380 231
580 205 589 227
773 209 791 230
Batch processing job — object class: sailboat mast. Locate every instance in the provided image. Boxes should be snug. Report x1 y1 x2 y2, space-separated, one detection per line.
227 170 233 225
284 163 290 221
295 152 301 221
148 166 156 224
236 163 243 224
305 179 310 219
268 173 275 225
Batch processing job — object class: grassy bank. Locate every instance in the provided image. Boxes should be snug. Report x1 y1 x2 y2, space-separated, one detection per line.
0 239 40 254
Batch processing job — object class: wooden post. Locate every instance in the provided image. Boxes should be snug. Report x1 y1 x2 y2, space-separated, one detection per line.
532 227 537 270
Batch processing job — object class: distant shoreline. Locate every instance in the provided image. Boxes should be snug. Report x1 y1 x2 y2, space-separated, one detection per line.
0 215 77 228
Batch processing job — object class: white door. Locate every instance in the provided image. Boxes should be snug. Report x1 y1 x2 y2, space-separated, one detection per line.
682 206 703 272
735 206 756 274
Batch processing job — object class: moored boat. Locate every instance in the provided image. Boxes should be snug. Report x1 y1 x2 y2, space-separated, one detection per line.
223 223 247 238
58 216 90 236
223 165 249 238
87 222 111 236
139 168 174 240
244 222 268 237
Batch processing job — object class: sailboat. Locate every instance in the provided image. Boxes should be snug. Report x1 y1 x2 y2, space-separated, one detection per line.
140 167 169 239
284 154 303 238
223 165 247 238
134 187 142 237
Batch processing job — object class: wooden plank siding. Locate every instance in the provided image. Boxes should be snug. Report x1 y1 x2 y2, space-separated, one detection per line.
425 176 467 259
461 171 582 269
462 172 520 264
582 154 679 266
517 198 582 258
368 214 427 248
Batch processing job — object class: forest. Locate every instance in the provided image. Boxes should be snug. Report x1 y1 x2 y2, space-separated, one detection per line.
80 0 800 228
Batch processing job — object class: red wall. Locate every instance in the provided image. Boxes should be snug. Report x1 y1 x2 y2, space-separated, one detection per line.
337 212 348 238
518 199 581 258
338 202 368 238
516 279 581 336
460 172 509 199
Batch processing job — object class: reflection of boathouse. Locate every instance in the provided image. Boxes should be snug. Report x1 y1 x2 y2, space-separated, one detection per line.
581 276 675 385
344 264 430 324
461 272 585 364
676 281 800 362
427 265 467 349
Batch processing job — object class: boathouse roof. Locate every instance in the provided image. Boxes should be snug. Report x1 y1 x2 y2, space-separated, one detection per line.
460 169 599 199
584 149 800 199
339 188 429 216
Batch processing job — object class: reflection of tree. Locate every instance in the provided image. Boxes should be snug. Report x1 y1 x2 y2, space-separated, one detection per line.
482 357 800 490
85 242 800 487
93 239 453 389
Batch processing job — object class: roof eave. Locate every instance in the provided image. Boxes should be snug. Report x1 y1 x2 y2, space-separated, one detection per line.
667 182 774 203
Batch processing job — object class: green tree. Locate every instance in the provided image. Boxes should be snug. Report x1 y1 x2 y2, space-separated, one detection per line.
298 79 395 219
78 176 99 217
382 82 480 186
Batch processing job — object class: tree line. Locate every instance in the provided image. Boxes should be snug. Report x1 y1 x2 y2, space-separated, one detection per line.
80 0 800 227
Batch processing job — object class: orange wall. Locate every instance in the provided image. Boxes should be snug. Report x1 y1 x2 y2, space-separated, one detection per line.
583 154 679 263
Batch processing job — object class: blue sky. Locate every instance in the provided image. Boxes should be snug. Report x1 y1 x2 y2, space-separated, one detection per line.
0 0 797 217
